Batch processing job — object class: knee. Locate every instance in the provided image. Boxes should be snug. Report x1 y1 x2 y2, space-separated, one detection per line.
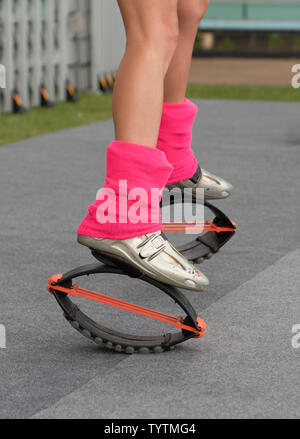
126 16 179 71
199 0 211 21
178 0 210 29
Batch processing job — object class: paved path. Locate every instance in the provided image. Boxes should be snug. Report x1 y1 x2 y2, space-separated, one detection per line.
0 99 299 419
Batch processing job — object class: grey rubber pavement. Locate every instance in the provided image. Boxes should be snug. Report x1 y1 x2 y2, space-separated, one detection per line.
0 99 299 419
32 249 300 419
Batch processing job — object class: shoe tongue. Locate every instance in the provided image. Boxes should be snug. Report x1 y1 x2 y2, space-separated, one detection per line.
189 165 202 184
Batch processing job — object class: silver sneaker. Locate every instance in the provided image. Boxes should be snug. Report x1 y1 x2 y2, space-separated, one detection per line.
167 166 233 200
78 232 209 292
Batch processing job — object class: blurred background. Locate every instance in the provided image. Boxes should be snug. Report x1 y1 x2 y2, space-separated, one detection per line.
192 0 300 87
0 0 299 143
197 0 300 56
1 1 300 421
0 0 125 113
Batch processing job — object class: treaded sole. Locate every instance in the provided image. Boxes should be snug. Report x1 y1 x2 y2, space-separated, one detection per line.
65 315 176 354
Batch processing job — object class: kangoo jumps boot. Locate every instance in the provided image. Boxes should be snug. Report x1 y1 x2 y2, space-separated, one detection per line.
78 141 209 292
157 99 233 200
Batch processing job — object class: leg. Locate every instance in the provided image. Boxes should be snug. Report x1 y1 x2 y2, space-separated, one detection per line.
157 0 232 196
78 0 209 292
113 0 179 148
164 0 210 103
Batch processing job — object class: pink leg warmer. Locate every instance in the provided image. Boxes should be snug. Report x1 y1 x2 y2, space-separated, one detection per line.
157 98 198 185
78 141 173 240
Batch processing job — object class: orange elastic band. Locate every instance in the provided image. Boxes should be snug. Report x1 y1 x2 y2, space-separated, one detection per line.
47 275 206 338
162 220 236 233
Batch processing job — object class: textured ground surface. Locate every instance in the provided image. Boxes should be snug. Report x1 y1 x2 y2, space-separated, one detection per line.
0 99 299 419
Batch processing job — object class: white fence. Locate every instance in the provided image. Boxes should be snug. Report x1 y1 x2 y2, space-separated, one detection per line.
0 0 125 113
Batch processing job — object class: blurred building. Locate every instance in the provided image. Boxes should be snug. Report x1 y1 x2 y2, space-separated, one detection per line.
197 0 300 56
202 0 300 32
0 0 125 113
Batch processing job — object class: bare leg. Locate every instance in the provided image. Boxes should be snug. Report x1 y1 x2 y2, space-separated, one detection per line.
78 0 211 293
164 0 210 103
113 0 179 148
